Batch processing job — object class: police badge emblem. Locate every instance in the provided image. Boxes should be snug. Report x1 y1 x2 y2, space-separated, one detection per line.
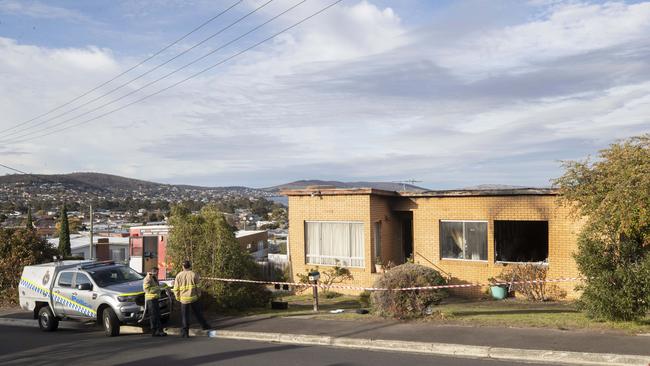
42 270 51 286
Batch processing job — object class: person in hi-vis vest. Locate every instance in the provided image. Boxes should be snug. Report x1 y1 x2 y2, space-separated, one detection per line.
173 260 211 338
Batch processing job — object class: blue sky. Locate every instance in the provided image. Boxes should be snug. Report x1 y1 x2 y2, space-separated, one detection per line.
0 0 649 189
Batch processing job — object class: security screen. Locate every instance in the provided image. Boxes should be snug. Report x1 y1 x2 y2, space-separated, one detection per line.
495 220 548 262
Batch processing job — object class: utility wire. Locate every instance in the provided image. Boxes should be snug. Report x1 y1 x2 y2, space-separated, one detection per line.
2 0 323 144
0 0 241 136
0 0 256 140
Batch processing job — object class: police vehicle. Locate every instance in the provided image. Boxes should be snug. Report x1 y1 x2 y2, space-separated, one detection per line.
19 260 172 336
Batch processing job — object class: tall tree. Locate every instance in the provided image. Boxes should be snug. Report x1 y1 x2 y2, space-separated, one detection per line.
167 204 270 309
554 134 650 321
25 207 34 230
58 204 71 257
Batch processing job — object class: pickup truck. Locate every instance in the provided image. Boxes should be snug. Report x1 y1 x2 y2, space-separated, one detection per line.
19 260 172 336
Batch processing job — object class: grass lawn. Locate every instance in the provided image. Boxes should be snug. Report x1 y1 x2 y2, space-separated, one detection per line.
224 292 650 334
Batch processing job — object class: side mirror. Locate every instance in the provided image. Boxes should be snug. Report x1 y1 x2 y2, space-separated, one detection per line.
77 283 93 291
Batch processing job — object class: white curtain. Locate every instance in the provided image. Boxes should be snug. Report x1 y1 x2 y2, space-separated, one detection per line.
305 222 364 267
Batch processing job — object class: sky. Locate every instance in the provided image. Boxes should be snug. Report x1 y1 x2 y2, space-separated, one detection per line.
0 0 649 189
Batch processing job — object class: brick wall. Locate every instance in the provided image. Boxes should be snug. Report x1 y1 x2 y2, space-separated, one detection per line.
287 192 583 298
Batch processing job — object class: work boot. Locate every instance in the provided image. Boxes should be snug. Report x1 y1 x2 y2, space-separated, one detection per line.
158 329 168 336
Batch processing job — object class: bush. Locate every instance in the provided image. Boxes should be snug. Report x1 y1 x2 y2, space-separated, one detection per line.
297 263 354 294
167 204 271 309
495 263 566 301
370 263 447 319
0 228 56 305
575 235 650 321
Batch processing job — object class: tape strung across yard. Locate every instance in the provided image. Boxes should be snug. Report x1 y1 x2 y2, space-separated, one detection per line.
201 276 583 292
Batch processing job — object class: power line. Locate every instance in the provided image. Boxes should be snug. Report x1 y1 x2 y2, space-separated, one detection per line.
3 0 331 144
0 0 251 140
0 0 243 137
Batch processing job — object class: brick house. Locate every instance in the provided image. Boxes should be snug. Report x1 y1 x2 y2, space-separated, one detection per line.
283 187 583 297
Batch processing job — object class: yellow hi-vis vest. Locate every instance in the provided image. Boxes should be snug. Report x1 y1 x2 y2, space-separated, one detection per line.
143 273 161 300
173 270 201 304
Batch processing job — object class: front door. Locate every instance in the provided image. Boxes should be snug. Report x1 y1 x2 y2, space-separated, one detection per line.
143 236 158 273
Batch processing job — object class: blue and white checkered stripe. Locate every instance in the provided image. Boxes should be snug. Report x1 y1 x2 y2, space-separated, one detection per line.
52 293 96 317
20 278 49 298
20 277 96 317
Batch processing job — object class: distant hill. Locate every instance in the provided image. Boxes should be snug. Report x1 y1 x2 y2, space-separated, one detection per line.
264 180 428 192
0 172 163 193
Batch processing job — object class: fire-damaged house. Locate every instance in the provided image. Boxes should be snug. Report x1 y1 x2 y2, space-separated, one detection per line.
283 187 583 297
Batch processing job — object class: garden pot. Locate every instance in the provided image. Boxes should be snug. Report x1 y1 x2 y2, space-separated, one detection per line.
490 285 508 300
271 301 288 310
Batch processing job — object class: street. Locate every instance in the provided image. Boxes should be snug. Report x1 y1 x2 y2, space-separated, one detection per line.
0 325 551 366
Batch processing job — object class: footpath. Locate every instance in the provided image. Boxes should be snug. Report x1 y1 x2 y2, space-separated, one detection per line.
2 308 649 366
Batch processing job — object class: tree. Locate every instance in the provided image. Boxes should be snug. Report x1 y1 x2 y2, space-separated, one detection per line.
554 134 650 321
167 204 270 309
0 228 56 305
58 204 71 257
25 207 34 229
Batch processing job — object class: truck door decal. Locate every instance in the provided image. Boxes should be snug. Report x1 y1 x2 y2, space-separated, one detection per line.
20 277 97 317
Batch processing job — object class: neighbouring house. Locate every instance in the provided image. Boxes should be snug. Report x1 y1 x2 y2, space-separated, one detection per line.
236 230 269 260
283 187 583 297
48 233 130 262
128 224 269 279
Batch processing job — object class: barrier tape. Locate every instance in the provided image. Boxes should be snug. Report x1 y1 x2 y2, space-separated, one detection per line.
201 276 583 292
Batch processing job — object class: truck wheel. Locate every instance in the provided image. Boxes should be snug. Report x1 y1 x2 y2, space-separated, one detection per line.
38 306 59 332
102 308 120 337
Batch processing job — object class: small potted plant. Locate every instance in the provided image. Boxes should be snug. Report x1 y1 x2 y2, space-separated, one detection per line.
488 277 508 300
374 257 384 273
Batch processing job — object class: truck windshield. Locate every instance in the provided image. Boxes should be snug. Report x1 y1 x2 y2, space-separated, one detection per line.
87 266 143 287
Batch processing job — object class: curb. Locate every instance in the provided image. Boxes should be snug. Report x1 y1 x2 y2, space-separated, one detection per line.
3 318 649 366
182 328 650 366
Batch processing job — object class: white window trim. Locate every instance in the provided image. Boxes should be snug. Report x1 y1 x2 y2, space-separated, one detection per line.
305 221 365 268
439 220 488 262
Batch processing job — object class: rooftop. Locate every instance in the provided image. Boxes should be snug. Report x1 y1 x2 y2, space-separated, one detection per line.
281 187 557 197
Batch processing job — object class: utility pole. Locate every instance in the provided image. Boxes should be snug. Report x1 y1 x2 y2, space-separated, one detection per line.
89 204 94 260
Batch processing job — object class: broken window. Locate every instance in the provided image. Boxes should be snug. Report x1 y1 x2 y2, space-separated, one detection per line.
495 221 548 262
440 221 487 261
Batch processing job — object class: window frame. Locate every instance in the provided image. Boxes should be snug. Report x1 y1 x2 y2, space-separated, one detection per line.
439 220 489 262
494 220 549 264
304 220 365 268
57 271 74 288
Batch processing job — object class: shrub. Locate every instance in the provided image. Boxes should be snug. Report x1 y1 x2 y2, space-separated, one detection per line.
297 263 354 294
575 235 650 321
370 263 447 319
167 204 271 309
495 263 566 301
0 228 56 305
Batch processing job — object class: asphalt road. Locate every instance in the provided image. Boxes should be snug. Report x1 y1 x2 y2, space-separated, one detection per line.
0 325 551 366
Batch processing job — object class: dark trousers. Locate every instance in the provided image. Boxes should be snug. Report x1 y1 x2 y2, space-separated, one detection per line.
146 299 162 333
181 301 209 331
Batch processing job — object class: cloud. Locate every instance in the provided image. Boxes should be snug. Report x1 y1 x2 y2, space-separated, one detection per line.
0 1 649 188
0 0 95 23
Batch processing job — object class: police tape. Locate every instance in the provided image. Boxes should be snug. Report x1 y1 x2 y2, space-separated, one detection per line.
201 276 583 292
